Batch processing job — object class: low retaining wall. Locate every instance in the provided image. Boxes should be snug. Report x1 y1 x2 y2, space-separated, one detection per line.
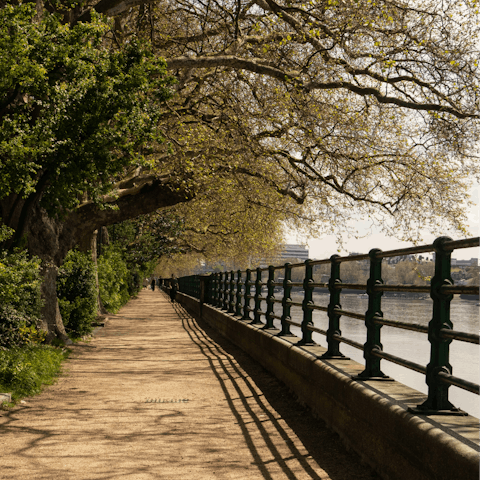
177 291 479 480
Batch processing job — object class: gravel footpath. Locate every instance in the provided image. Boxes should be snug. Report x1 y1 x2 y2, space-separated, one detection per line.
0 289 378 480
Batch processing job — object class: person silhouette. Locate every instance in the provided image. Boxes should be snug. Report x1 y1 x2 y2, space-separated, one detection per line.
169 275 178 303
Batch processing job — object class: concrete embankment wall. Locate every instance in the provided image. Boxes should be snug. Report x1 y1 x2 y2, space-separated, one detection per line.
177 292 480 480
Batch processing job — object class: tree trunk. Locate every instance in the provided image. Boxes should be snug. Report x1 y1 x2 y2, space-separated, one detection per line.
79 229 109 316
26 205 75 343
39 262 71 344
96 227 109 315
5 178 192 342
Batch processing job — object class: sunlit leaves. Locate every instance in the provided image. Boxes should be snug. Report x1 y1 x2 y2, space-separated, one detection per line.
0 4 174 212
125 0 479 242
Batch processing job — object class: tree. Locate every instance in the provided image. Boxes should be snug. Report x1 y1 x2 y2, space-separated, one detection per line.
0 4 184 341
123 0 479 240
386 260 434 285
107 212 185 269
1 0 479 341
165 177 289 257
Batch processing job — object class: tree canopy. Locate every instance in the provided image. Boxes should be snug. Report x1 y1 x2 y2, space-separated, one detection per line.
0 0 479 340
113 0 479 239
0 3 183 254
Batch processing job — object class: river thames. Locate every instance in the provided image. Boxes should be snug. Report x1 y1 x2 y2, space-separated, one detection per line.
274 293 479 417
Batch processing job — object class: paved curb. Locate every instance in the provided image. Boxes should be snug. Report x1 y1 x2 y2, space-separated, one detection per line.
0 393 12 403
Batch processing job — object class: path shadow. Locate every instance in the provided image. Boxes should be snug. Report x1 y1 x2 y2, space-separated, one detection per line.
172 300 379 480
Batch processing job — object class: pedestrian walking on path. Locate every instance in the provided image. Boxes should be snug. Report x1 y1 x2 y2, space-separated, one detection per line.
0 290 378 480
169 274 178 303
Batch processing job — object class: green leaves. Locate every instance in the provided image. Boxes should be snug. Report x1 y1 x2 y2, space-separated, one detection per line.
0 345 68 399
97 246 131 312
0 250 42 320
0 5 175 211
0 249 43 349
57 249 97 337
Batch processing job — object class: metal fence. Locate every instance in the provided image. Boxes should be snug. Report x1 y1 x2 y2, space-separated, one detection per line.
176 236 479 415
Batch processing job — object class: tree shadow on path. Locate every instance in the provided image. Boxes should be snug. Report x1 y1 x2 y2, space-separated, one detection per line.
173 300 379 480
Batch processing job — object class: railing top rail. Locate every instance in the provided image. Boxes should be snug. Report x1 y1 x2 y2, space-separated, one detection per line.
288 261 310 268
372 237 479 259
373 244 435 259
308 258 332 266
200 237 478 275
443 237 480 251
335 254 371 263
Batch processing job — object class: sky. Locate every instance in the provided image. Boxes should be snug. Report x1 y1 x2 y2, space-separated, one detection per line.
287 183 480 261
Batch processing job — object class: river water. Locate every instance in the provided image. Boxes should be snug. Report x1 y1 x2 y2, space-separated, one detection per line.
264 293 479 418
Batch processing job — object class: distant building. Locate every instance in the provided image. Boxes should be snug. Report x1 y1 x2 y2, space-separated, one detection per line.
451 258 478 267
280 244 309 261
256 244 310 268
385 254 417 265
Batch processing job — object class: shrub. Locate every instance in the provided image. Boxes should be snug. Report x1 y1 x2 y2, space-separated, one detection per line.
57 249 97 338
97 246 131 312
0 250 43 349
0 345 69 400
0 250 42 319
0 305 45 349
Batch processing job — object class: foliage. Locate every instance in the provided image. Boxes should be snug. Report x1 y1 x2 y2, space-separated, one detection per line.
0 3 173 209
97 245 131 312
0 249 42 318
128 0 479 242
152 177 294 275
107 212 184 269
168 178 287 260
0 224 14 243
0 345 69 401
0 305 45 349
0 3 175 246
0 249 43 348
57 250 97 338
104 213 186 295
313 259 435 285
390 261 435 285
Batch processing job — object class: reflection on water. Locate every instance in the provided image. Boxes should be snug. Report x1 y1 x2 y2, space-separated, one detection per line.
267 293 479 417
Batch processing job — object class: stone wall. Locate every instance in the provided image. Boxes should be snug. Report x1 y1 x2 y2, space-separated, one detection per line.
176 291 480 480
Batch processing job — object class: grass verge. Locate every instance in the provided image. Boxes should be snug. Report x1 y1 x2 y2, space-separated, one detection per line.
0 344 70 409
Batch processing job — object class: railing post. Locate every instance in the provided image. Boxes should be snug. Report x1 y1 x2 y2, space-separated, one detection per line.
411 236 464 414
212 273 217 306
223 272 229 310
279 263 294 336
211 274 216 304
299 259 315 345
321 255 345 358
243 269 252 321
228 270 235 313
252 267 263 325
217 272 223 308
263 265 276 330
354 249 390 379
199 274 210 317
207 274 214 304
195 275 200 299
235 270 243 317
214 273 220 307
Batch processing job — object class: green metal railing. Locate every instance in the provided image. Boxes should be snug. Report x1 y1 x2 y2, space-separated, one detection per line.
176 236 480 415
177 275 200 299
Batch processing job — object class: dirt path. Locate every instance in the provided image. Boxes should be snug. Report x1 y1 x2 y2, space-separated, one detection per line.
0 290 378 479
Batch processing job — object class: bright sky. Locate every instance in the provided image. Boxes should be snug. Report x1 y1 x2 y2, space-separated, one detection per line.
287 183 480 261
